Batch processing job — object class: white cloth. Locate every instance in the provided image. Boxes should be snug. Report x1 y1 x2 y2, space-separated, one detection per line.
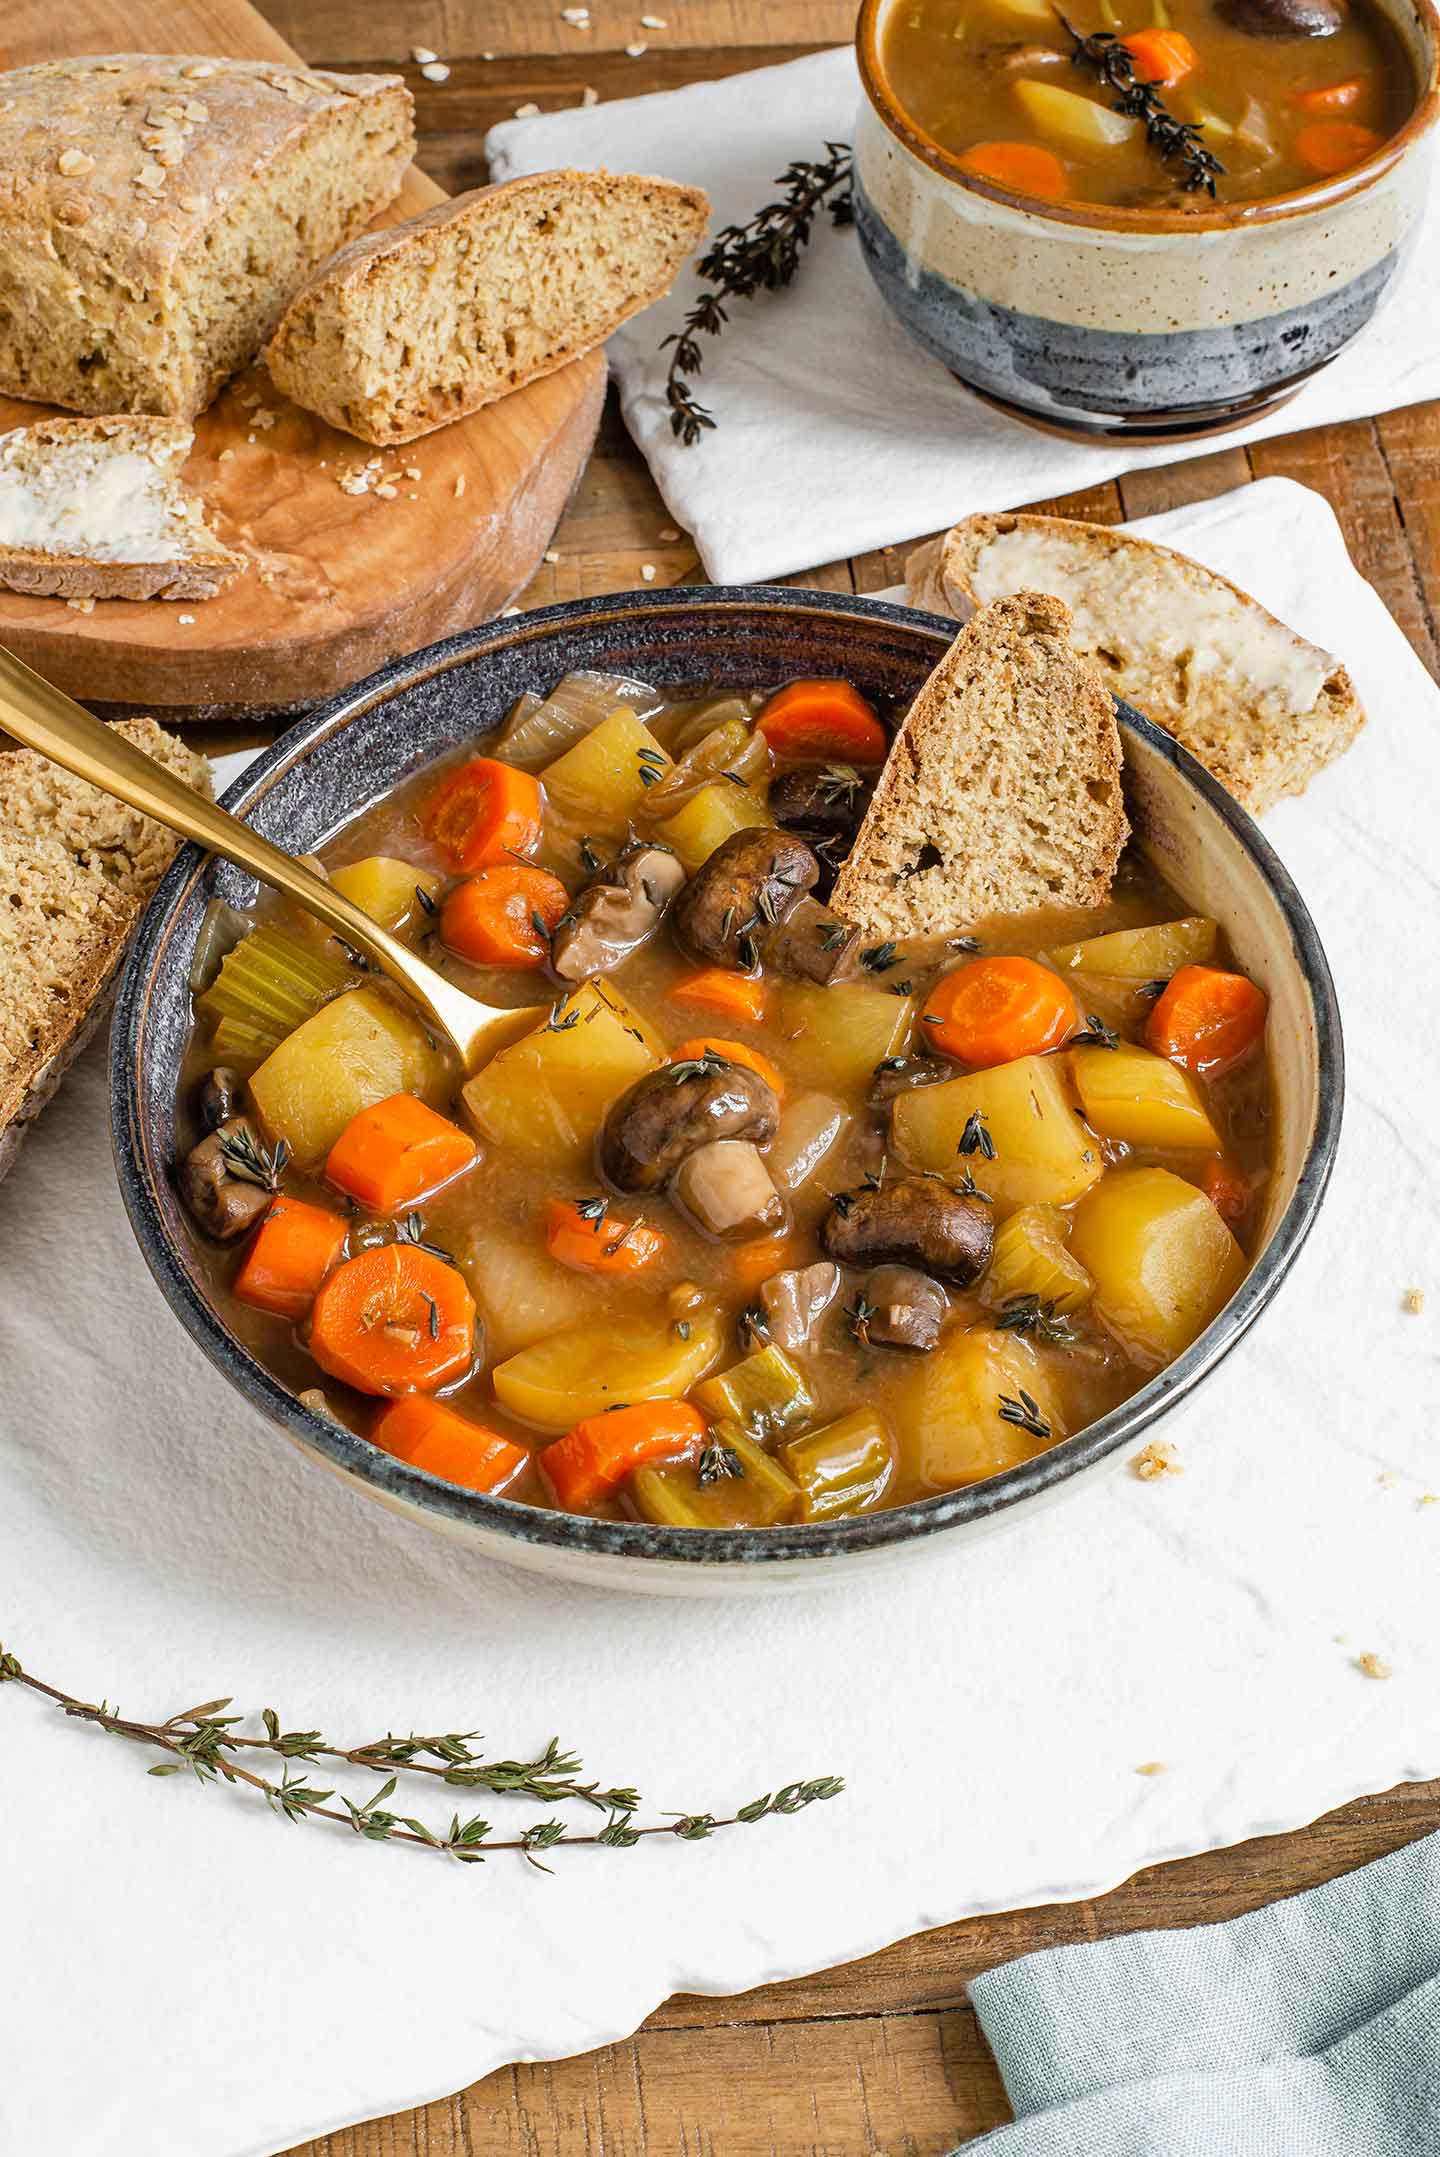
2 479 1438 2157
487 49 1440 585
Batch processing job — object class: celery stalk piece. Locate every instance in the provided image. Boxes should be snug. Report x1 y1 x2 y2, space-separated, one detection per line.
780 1411 893 1522
197 925 355 1062
630 1423 800 1528
692 1344 815 1438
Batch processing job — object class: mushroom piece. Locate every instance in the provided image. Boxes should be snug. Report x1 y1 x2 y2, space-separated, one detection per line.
197 1065 242 1134
866 1054 954 1114
672 1139 784 1238
860 1264 948 1352
768 764 874 836
821 1176 994 1286
759 1261 842 1351
550 842 687 982
1216 0 1344 33
599 1052 781 1194
671 827 819 967
178 1117 275 1242
763 895 864 985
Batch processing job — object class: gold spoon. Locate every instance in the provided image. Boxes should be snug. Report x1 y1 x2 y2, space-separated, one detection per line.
0 644 520 1072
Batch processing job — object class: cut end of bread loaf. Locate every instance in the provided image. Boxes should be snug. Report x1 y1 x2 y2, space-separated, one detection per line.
830 594 1128 940
907 512 1364 814
266 169 709 445
0 718 212 1179
0 55 413 419
0 416 243 601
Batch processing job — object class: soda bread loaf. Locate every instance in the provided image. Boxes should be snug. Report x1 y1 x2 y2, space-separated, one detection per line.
0 718 212 1184
265 170 710 446
0 54 414 420
830 594 1128 939
0 416 243 601
907 513 1364 814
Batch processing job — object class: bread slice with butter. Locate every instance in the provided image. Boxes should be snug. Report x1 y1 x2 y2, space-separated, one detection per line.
907 512 1364 814
0 417 243 603
830 593 1127 940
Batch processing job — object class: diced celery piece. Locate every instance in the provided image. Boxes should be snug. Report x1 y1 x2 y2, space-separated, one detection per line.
197 924 354 1061
630 1422 800 1528
780 1410 893 1521
692 1343 814 1437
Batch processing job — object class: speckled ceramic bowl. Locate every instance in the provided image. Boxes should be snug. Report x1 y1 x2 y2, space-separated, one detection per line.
854 0 1440 438
112 589 1341 1596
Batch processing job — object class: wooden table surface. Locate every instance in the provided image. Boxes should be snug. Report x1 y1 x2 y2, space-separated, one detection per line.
233 3 1440 2148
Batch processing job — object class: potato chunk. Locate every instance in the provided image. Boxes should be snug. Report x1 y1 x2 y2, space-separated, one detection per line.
1071 1041 1220 1152
892 1054 1102 1212
653 779 772 871
540 708 672 829
780 979 916 1096
982 1203 1093 1317
1013 79 1141 149
248 986 446 1166
1068 1166 1245 1370
491 1310 722 1430
908 1328 1063 1490
1046 917 1217 981
329 855 442 936
460 981 663 1172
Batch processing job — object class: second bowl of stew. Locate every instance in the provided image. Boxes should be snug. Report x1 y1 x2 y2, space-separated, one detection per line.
113 589 1341 1594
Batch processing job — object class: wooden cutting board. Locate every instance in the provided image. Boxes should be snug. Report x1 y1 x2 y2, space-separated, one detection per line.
0 0 607 717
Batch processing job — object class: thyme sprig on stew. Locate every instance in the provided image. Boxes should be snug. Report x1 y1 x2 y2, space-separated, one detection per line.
698 1440 745 1484
998 1388 1053 1441
997 1294 1075 1345
662 141 854 445
1072 1014 1120 1050
1058 15 1226 196
0 1644 842 1873
957 1110 996 1162
218 1125 289 1191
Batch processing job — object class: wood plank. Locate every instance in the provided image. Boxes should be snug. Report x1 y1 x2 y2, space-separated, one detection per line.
261 0 856 62
1375 401 1440 662
1117 448 1252 522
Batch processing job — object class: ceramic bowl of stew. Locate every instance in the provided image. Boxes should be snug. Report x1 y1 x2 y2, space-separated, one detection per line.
854 0 1440 438
112 588 1341 1596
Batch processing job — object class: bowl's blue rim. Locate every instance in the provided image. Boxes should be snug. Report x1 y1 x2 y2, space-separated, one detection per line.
111 585 1345 1568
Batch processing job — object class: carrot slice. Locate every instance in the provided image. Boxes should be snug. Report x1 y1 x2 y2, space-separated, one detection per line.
757 680 888 764
1145 965 1268 1079
669 1036 786 1101
957 141 1070 199
1294 76 1366 112
425 756 542 873
371 1395 529 1495
234 1197 348 1320
1295 120 1383 177
1199 1155 1253 1230
541 1400 708 1512
732 1230 796 1293
308 1244 476 1397
441 863 570 968
668 968 771 1026
920 956 1079 1068
326 1093 476 1212
1119 29 1197 85
543 1197 667 1274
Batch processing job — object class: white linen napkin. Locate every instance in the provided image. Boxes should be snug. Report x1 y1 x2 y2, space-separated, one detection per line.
486 49 1440 585
2 478 1439 2157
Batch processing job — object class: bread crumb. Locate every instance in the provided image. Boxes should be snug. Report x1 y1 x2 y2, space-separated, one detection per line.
217 446 234 461
1135 1761 1166 1776
561 5 591 20
180 62 216 78
514 101 541 117
1355 1651 1392 1680
403 466 422 481
1403 1287 1425 1314
1132 1440 1182 1481
625 41 649 56
421 61 451 82
641 12 669 23
503 606 522 617
454 473 466 497
544 549 560 563
177 613 195 625
1377 1470 1397 1489
252 408 277 431
640 561 657 582
57 148 96 176
659 526 680 541
66 595 95 614
373 481 398 499
581 85 600 106
246 433 257 445
410 45 437 63
1418 1493 1439 1509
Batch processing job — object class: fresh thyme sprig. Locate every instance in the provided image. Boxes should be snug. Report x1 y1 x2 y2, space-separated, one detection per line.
1059 15 1226 196
0 1645 842 1872
662 141 854 445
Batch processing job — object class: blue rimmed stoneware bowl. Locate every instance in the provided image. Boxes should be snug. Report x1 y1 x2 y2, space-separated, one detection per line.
112 589 1342 1597
854 0 1440 439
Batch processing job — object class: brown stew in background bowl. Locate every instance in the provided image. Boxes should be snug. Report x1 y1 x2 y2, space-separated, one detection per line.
173 666 1277 1532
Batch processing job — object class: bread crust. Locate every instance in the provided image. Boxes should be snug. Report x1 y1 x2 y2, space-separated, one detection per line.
266 170 709 445
906 512 1364 813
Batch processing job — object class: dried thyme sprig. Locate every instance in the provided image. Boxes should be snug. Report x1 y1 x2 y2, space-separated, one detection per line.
662 141 854 445
1059 15 1226 196
0 1645 842 1872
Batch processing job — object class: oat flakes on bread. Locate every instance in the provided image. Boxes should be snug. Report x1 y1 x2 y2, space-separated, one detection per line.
265 169 710 446
0 718 212 1184
907 512 1364 813
0 416 243 602
0 54 414 420
829 593 1127 941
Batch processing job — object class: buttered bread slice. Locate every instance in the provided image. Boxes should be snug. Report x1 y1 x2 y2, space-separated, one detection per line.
830 595 1127 941
908 512 1364 813
265 169 710 446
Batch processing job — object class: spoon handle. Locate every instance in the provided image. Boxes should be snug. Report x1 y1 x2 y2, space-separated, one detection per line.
0 644 498 1062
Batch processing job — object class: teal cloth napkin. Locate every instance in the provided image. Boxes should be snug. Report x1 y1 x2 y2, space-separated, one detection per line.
963 1830 1440 2152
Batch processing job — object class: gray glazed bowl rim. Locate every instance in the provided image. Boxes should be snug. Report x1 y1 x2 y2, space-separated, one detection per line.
111 585 1343 1570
